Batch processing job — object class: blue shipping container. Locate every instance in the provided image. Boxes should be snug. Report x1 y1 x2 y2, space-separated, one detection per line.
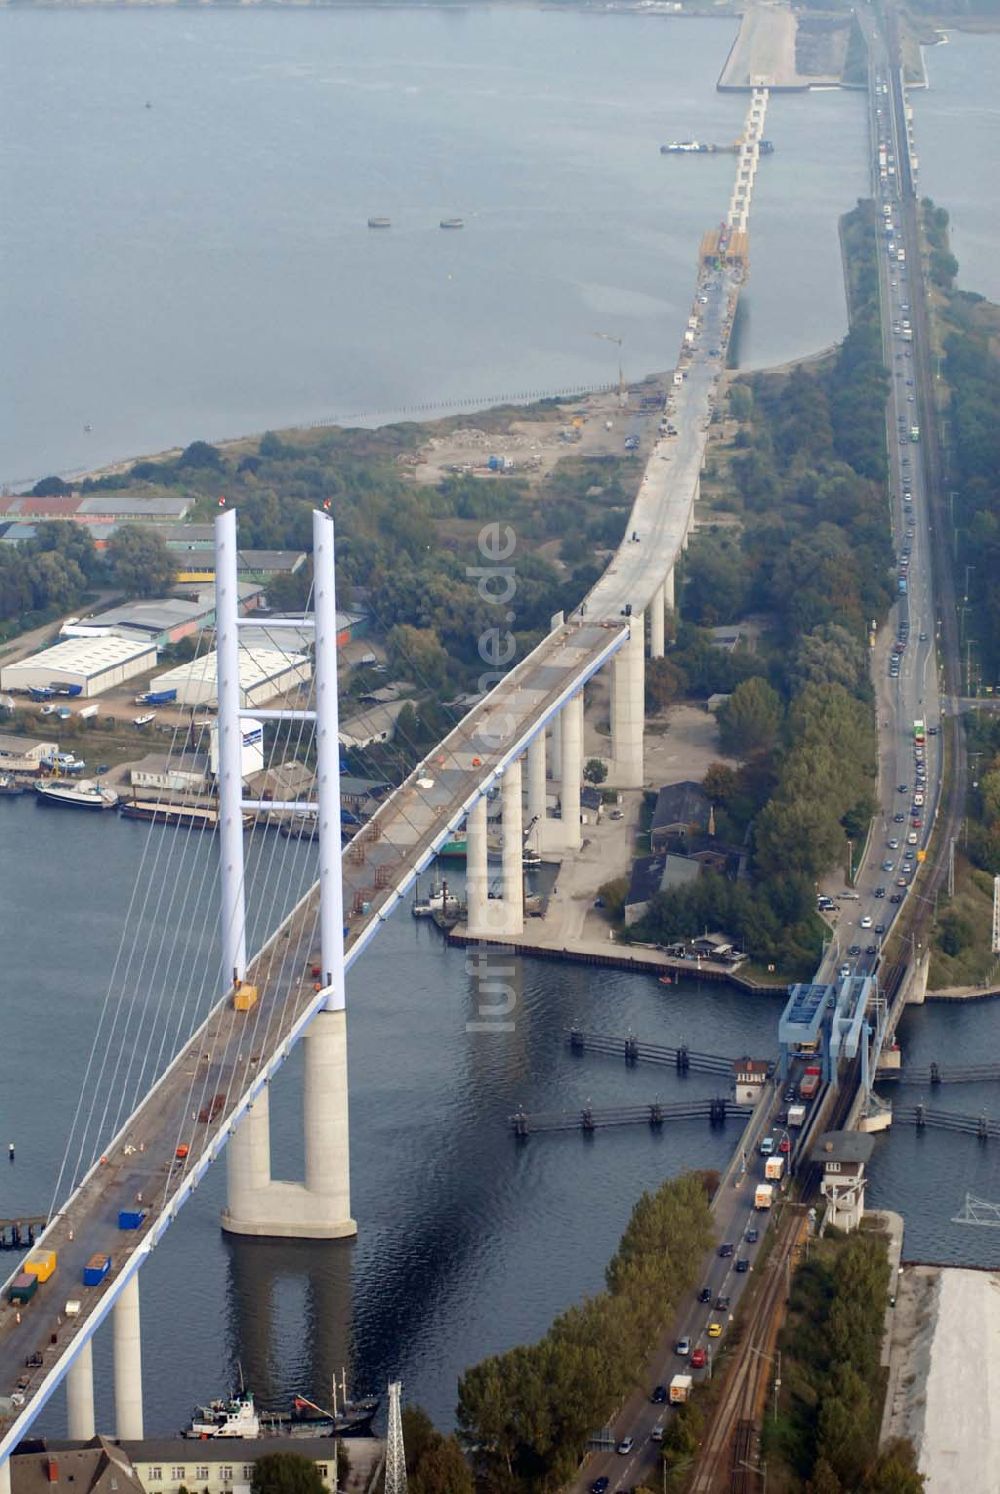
118 1209 146 1231
83 1253 111 1286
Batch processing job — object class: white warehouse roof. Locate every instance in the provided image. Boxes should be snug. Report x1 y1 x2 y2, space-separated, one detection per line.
0 635 157 697
152 646 311 708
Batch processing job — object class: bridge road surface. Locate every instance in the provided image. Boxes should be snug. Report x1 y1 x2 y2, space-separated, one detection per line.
811 24 942 994
1 115 747 1448
0 618 633 1437
567 1085 781 1492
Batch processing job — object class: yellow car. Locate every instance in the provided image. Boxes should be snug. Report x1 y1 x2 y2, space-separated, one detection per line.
708 1321 723 1338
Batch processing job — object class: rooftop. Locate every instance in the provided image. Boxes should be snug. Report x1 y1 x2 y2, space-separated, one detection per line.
651 780 712 834
809 1131 876 1166
153 646 310 695
69 598 211 637
3 635 156 676
0 733 46 756
76 494 191 519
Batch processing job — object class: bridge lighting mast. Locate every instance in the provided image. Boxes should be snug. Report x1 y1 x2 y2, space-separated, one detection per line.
384 1382 407 1494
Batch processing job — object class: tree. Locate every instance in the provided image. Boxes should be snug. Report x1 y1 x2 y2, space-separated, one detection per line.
862 1440 925 1493
105 525 177 597
410 1438 474 1494
250 1453 326 1494
646 657 684 713
583 757 607 785
178 439 223 471
717 678 783 758
385 624 449 689
30 475 70 497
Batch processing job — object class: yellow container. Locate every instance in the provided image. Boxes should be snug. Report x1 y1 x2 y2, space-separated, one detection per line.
25 1249 57 1283
232 983 259 1012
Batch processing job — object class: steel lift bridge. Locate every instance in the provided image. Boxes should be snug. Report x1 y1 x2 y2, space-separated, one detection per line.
0 91 772 1484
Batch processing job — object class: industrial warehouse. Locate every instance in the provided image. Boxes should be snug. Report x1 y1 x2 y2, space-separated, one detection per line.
150 646 312 709
0 636 158 699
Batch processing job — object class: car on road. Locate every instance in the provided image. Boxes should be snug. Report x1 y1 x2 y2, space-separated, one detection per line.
894 813 906 823
719 1242 734 1257
860 915 873 928
746 1227 759 1243
848 944 862 957
890 893 904 904
715 1294 731 1311
866 943 878 955
691 1347 707 1369
875 923 887 935
888 838 900 849
784 1087 797 1102
651 1383 669 1402
698 1286 712 1303
898 784 909 793
616 1436 634 1456
840 963 852 979
590 1480 610 1494
882 859 895 871
675 1338 690 1357
708 1321 723 1338
875 887 886 898
779 1136 791 1153
736 1258 749 1273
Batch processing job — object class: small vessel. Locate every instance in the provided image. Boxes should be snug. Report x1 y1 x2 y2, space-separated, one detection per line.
263 1373 380 1439
367 216 391 229
34 778 118 811
661 140 711 154
0 773 25 797
412 881 456 918
439 218 464 229
133 712 156 727
659 974 674 986
280 811 319 841
183 1389 260 1439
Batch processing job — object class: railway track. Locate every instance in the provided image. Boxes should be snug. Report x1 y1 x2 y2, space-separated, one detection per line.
688 1209 804 1493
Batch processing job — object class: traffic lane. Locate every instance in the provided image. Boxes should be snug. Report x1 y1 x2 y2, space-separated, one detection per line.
571 1158 769 1490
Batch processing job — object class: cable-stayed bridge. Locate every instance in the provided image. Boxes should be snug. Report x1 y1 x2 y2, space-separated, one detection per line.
0 92 773 1478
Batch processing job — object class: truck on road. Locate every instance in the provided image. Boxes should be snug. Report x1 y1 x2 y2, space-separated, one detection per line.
670 1375 693 1404
754 1183 774 1210
765 1155 785 1182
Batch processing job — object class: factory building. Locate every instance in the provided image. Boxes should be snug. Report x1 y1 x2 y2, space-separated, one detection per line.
0 636 157 699
151 648 311 709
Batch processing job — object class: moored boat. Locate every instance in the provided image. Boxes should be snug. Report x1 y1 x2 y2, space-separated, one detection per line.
34 778 118 811
439 217 464 229
367 216 391 228
0 773 25 797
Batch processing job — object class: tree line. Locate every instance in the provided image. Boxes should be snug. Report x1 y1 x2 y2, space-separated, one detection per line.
0 521 177 637
768 1231 924 1493
623 204 887 974
456 1171 715 1491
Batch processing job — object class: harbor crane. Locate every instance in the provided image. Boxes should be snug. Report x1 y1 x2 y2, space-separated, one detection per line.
592 331 627 406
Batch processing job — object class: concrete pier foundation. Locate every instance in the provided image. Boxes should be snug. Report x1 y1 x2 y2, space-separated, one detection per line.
649 582 665 659
665 565 676 612
465 796 490 937
561 694 583 852
66 1337 95 1441
611 614 645 787
113 1274 143 1441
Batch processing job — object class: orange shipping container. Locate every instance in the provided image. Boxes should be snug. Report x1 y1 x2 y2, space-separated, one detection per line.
24 1249 58 1283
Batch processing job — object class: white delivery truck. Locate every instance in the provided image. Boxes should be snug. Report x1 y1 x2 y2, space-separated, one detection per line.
765 1155 785 1182
787 1104 807 1128
670 1374 693 1405
754 1183 774 1211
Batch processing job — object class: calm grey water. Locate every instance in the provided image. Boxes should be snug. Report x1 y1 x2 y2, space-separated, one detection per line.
0 6 869 485
1 793 998 1437
1 6 999 1437
914 30 1000 302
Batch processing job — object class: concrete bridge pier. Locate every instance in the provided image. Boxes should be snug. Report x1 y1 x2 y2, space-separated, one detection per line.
465 795 490 935
302 1006 355 1237
499 758 524 931
526 732 547 841
610 613 645 788
66 1336 95 1440
113 1274 143 1440
649 582 666 659
561 694 583 851
664 564 676 612
548 611 564 782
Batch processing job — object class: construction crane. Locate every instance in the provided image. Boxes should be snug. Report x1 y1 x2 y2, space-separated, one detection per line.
592 331 627 407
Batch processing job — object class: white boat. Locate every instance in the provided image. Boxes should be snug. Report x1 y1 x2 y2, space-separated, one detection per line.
183 1389 260 1439
133 712 156 727
34 778 118 811
412 882 457 918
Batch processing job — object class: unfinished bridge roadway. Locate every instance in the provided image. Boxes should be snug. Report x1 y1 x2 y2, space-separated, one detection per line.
0 91 770 1468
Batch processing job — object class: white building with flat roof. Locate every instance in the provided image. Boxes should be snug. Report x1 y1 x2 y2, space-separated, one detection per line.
152 648 311 709
0 636 157 698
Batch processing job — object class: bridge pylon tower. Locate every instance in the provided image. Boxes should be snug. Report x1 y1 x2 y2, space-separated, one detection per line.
218 505 357 1240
